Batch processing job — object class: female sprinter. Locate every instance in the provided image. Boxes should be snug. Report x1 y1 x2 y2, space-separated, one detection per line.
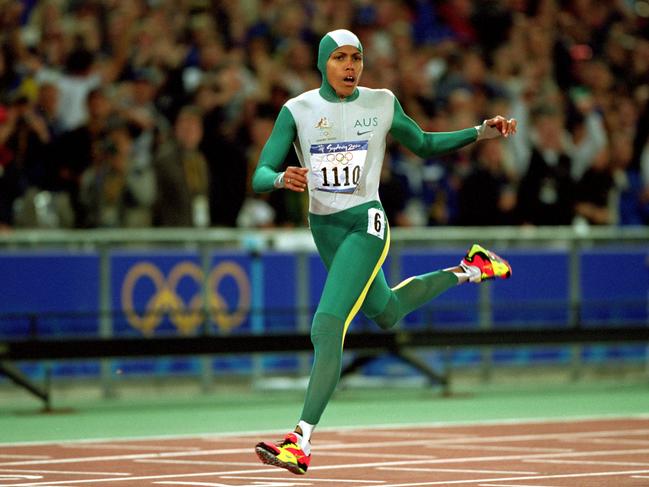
253 29 516 475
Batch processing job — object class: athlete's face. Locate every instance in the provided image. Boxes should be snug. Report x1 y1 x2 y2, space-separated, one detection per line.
326 46 363 98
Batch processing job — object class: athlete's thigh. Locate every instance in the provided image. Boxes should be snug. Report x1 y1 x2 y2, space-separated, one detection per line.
310 218 349 271
316 230 386 321
360 268 392 318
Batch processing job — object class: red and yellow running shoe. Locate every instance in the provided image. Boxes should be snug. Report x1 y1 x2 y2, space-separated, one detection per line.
460 244 512 283
255 432 311 475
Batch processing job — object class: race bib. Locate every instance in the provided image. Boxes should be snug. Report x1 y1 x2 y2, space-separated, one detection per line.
310 141 368 193
367 208 385 240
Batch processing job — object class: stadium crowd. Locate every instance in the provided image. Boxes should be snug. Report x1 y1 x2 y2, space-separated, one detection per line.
0 0 648 229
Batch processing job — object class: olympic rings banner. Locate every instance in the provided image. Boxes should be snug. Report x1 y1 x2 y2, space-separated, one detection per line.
119 259 250 335
111 251 299 336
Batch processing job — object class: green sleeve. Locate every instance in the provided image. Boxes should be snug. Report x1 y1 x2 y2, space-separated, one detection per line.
252 106 297 193
389 97 478 157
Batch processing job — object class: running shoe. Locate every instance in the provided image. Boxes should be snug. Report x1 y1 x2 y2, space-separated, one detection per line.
460 244 512 283
255 432 311 475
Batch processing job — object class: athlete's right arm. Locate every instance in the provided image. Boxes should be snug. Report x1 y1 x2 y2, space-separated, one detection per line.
252 106 297 193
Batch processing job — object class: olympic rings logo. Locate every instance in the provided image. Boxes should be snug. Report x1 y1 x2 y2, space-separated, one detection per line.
121 260 251 335
325 152 354 164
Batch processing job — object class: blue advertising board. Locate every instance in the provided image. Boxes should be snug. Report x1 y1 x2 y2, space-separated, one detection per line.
1 245 647 380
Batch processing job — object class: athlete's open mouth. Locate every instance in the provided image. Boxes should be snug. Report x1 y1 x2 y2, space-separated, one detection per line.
343 75 356 84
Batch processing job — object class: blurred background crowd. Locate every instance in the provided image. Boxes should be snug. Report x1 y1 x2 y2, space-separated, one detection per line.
0 0 648 230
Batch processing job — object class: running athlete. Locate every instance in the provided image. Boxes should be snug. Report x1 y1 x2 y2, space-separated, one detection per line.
253 29 516 475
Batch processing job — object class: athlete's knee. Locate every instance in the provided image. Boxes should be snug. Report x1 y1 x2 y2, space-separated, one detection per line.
373 309 398 330
368 293 400 330
310 311 344 346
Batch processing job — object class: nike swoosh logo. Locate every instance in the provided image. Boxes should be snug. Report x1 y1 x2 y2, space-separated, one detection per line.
357 130 373 136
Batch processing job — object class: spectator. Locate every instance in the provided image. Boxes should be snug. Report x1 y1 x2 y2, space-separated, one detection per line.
79 125 155 228
516 106 576 225
35 81 64 140
611 131 649 226
50 47 102 132
512 89 607 226
573 145 615 226
458 139 517 226
237 106 280 228
53 86 118 227
0 91 62 227
379 153 411 227
153 105 210 227
117 68 169 169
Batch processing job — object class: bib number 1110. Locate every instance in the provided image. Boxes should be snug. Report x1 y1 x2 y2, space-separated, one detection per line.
321 165 361 188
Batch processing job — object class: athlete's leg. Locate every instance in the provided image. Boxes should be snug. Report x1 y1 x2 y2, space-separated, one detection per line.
362 267 459 330
362 245 512 330
300 228 389 425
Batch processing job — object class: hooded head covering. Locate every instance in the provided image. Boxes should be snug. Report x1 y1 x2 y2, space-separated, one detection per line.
317 29 363 101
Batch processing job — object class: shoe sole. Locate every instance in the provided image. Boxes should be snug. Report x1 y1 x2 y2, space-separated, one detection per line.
255 445 306 475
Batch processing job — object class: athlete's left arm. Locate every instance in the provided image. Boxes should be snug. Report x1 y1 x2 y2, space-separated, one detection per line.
389 98 477 157
389 98 516 158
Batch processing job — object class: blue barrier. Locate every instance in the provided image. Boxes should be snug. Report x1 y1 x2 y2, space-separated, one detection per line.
1 246 647 381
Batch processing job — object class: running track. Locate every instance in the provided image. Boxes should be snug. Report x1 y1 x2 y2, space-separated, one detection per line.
1 417 648 486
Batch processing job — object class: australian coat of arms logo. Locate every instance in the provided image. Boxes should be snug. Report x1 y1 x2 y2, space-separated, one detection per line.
315 117 332 129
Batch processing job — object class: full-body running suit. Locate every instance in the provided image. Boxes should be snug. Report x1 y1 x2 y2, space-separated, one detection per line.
252 30 480 426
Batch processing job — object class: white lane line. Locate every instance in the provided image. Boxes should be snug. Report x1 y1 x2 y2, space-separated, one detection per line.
0 469 130 476
156 483 309 487
0 465 338 487
221 476 385 484
59 444 200 451
154 483 249 487
0 470 266 486
347 431 476 439
632 475 649 478
566 438 649 446
424 428 649 446
525 458 649 466
478 484 560 487
377 468 539 475
442 445 573 453
0 448 251 467
0 456 50 460
242 428 649 455
135 459 261 467
0 476 41 481
317 452 437 459
372 469 649 487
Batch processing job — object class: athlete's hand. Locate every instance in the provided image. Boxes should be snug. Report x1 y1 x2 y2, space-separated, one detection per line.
477 116 517 140
284 167 309 192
